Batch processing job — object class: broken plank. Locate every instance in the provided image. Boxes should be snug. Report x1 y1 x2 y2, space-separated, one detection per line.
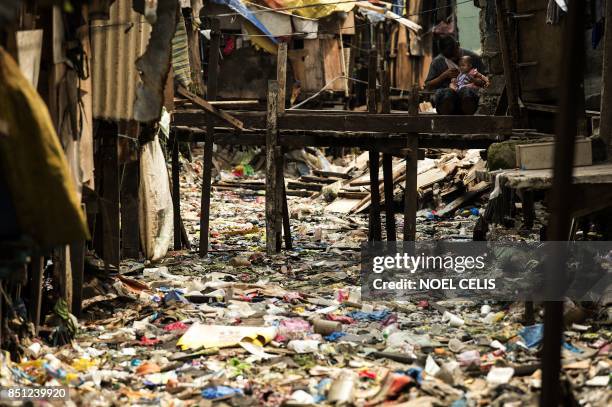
312 169 353 179
337 191 369 199
287 190 315 197
177 86 245 130
287 181 323 191
325 198 362 213
298 175 338 184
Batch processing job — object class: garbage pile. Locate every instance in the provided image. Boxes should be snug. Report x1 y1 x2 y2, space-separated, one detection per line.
1 148 609 406
3 261 610 405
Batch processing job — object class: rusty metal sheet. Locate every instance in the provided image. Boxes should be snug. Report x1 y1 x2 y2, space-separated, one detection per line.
91 0 152 120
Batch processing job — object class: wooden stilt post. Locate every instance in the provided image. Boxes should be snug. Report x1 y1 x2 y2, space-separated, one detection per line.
275 146 284 253
524 301 535 325
367 50 382 242
523 188 535 327
199 114 214 256
101 128 120 270
382 155 395 240
70 238 85 318
404 84 419 241
207 18 220 101
120 122 140 259
541 1 584 405
28 256 44 333
282 181 292 250
404 138 418 241
200 17 220 255
381 68 396 241
521 189 534 230
172 136 182 250
266 81 280 254
277 42 287 114
58 246 73 311
276 42 292 250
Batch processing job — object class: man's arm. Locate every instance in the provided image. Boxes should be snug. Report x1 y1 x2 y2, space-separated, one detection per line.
425 67 459 90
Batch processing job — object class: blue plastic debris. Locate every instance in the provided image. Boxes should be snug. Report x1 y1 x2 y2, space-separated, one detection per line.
164 290 188 304
211 0 278 44
43 363 66 379
314 378 332 403
324 332 346 342
563 342 583 353
346 310 391 321
202 385 243 399
397 367 423 384
519 324 544 348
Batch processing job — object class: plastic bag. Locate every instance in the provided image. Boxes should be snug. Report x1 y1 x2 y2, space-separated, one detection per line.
139 135 173 261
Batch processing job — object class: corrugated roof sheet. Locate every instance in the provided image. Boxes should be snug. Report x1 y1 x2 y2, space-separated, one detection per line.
91 0 152 120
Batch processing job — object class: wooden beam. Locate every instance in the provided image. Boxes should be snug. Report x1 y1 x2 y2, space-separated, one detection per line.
177 86 245 130
278 114 514 135
265 81 281 254
174 126 506 150
277 42 288 114
173 110 513 135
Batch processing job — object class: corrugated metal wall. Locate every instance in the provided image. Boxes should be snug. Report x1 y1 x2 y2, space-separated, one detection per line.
91 0 152 120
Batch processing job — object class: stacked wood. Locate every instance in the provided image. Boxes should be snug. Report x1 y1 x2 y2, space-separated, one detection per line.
324 149 491 217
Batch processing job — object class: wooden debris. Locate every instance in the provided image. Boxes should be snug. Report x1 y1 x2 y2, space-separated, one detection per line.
324 149 491 217
177 86 245 131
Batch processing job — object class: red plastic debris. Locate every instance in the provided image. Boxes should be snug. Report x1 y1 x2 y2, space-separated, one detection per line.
163 321 189 331
326 314 355 324
139 337 161 346
359 370 377 380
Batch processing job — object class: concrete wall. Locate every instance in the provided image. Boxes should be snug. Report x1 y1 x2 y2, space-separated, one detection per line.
457 0 482 52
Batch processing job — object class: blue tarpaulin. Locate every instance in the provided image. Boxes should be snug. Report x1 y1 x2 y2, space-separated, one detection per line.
211 0 279 44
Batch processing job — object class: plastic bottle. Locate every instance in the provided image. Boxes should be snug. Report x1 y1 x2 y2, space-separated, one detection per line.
382 323 399 339
327 370 358 405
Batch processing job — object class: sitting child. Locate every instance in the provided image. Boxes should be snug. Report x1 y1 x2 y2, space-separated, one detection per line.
450 55 489 91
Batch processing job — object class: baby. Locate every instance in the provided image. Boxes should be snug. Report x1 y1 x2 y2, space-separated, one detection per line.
450 55 489 91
